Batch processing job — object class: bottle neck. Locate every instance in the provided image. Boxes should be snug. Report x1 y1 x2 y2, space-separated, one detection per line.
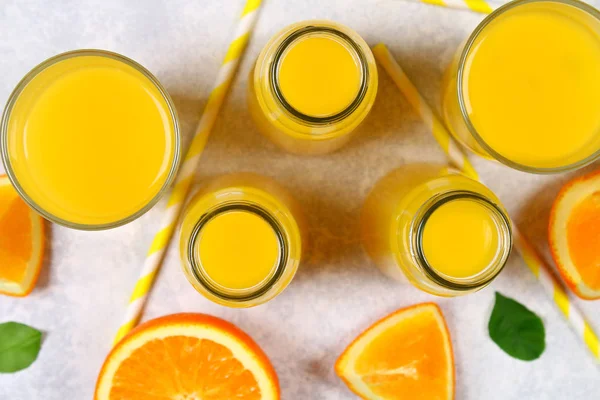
269 25 370 125
186 202 288 302
410 191 513 292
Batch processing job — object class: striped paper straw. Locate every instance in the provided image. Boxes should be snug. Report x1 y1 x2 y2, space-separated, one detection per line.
113 0 263 344
404 0 499 13
373 43 600 361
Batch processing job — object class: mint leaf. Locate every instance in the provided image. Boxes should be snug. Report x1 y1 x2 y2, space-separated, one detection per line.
488 292 545 361
0 322 42 373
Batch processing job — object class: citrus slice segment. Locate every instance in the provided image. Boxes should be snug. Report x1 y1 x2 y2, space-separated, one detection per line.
549 169 600 299
95 313 280 400
0 174 45 297
335 303 454 400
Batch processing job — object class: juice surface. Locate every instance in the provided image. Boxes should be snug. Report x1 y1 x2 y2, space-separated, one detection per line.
422 199 500 279
198 210 281 290
278 35 361 118
7 55 176 226
463 1 600 168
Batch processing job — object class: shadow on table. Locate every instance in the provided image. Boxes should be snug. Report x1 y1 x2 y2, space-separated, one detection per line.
35 223 53 291
169 94 381 278
344 64 423 151
169 94 208 150
344 42 454 152
303 197 367 269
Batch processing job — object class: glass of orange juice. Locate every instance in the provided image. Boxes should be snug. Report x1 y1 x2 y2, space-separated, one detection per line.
361 164 513 296
179 173 306 307
442 0 600 173
1 50 180 229
248 20 378 155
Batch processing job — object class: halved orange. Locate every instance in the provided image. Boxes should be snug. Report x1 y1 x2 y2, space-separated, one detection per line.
549 169 600 300
335 303 454 400
95 313 280 400
0 174 45 297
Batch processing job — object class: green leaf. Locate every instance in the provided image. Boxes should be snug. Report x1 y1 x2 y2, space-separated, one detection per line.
0 322 42 373
488 292 545 361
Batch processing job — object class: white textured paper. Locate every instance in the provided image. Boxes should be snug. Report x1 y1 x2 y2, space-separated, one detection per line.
1 1 599 399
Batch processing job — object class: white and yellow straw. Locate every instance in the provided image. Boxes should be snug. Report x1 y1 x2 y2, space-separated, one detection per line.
373 43 600 361
402 0 499 13
114 0 263 344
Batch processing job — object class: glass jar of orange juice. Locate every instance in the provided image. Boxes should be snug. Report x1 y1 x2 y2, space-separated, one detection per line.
441 0 600 173
1 50 180 229
179 173 306 307
248 20 378 155
361 164 513 296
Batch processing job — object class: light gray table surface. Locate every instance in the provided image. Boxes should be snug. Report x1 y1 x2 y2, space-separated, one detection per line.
1 1 599 399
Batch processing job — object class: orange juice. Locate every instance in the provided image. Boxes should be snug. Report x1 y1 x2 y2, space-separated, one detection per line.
1 50 179 229
249 20 378 155
361 164 512 296
442 0 600 172
179 173 305 307
277 35 362 117
422 199 501 279
197 210 281 290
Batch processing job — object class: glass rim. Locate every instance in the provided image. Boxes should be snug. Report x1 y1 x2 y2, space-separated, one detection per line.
0 49 181 230
456 0 600 174
412 191 513 291
270 25 370 125
185 202 289 304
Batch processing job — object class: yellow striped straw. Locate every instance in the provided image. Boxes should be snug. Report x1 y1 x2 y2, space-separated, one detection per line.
113 0 263 344
373 43 600 362
405 0 498 13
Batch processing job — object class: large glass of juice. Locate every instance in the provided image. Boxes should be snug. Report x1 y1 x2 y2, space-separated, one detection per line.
179 173 306 307
442 0 600 173
248 20 378 155
1 50 180 229
361 164 513 296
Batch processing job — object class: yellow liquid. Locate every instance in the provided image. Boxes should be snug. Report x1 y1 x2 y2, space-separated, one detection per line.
278 36 361 117
198 210 280 290
462 1 600 168
7 54 176 226
422 199 499 278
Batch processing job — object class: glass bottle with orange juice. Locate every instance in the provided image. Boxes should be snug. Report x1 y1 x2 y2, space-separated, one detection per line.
361 164 513 296
248 20 378 155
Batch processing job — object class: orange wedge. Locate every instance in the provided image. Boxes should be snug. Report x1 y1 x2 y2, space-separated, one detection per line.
335 303 454 400
549 169 600 300
0 174 45 297
95 313 280 400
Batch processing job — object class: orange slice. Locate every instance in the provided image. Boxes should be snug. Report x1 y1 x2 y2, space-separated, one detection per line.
95 313 280 400
0 175 45 297
549 169 600 300
335 303 454 400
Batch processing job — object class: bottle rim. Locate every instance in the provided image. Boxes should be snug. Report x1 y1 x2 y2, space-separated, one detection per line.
185 202 289 303
269 25 370 124
252 20 378 141
411 190 513 291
